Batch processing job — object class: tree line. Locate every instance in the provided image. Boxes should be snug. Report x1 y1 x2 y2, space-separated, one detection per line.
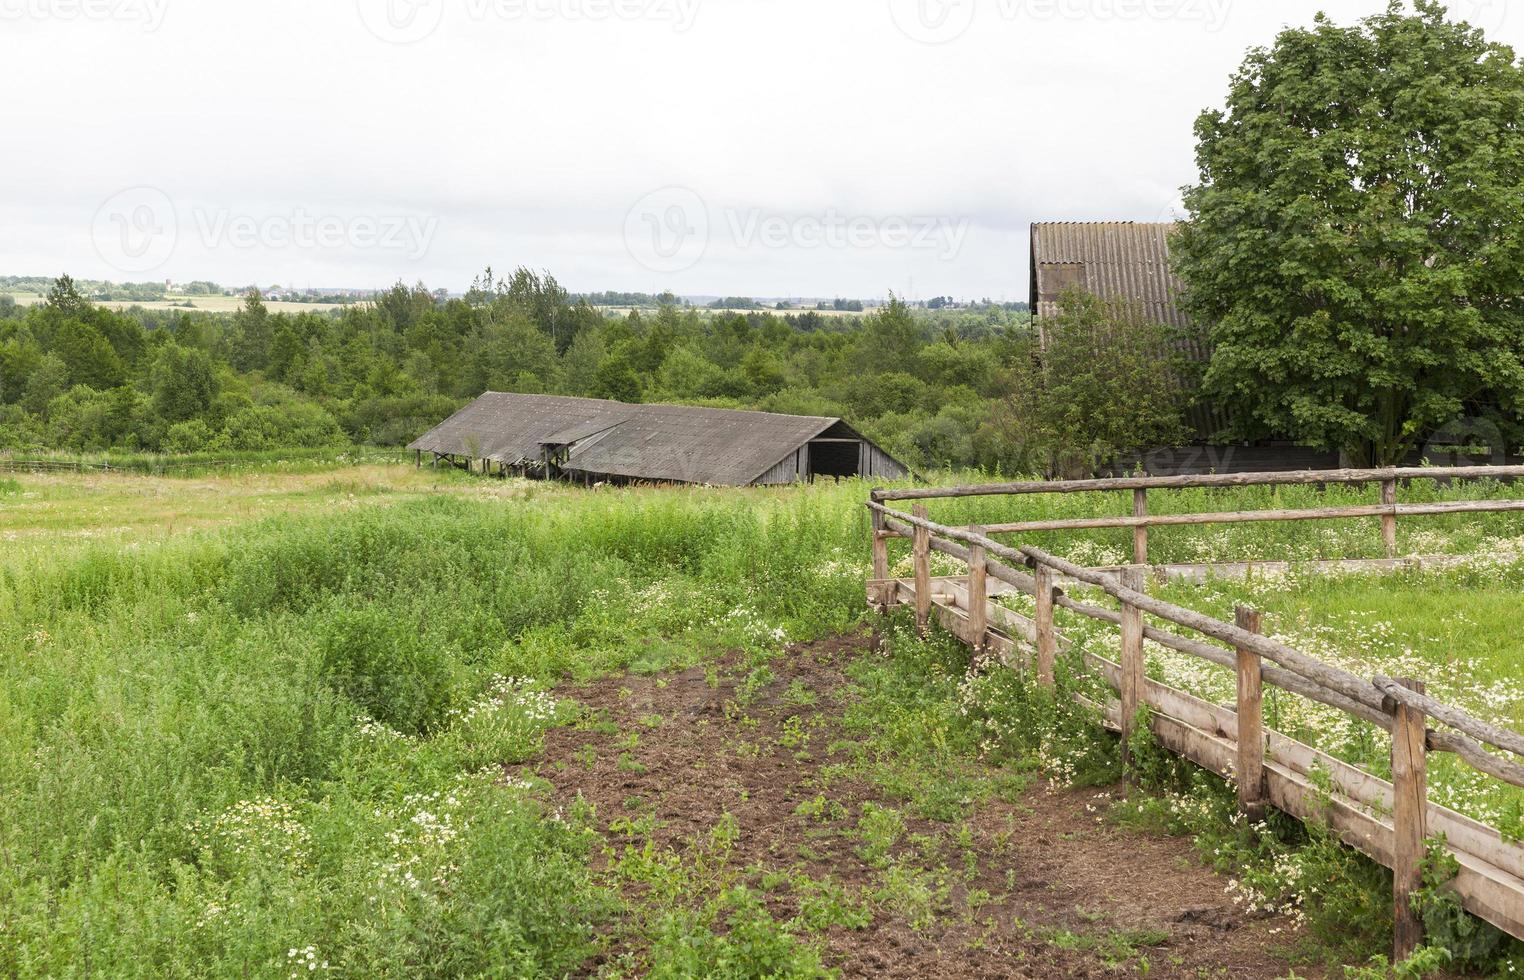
5 269 1172 472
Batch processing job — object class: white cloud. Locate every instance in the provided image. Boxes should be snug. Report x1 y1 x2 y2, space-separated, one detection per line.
0 0 1514 298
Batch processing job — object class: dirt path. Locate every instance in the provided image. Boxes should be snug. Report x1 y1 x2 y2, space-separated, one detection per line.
527 634 1319 978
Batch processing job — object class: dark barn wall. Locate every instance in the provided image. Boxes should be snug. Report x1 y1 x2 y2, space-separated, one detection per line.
752 439 909 485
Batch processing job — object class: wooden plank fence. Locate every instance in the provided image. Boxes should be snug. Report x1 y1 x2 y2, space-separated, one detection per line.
866 466 1524 960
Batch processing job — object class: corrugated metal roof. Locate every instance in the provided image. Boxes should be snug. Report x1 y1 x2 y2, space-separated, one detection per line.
1030 222 1187 335
408 393 906 486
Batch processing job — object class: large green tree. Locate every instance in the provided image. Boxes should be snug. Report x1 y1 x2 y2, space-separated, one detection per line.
150 343 220 424
1174 1 1524 464
230 290 271 373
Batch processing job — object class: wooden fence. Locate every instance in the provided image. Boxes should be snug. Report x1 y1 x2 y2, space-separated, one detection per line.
866 466 1524 960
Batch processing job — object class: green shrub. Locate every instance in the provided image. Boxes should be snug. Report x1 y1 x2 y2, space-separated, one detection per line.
162 418 213 454
646 888 830 979
315 603 462 734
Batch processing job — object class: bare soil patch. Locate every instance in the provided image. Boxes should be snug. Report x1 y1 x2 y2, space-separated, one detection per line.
528 633 1320 978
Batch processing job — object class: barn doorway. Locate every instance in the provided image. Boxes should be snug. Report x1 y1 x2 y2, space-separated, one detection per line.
808 439 862 480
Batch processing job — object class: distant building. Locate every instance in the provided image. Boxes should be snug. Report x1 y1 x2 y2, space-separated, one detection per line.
408 393 910 487
1030 221 1222 435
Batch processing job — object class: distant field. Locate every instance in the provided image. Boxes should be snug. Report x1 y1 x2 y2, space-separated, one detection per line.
5 291 354 315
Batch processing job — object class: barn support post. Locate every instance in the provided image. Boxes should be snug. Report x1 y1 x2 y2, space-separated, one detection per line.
1390 678 1429 961
1234 606 1266 821
1118 566 1146 776
913 504 932 636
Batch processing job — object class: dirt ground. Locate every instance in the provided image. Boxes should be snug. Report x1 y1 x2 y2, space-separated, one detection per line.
527 633 1321 979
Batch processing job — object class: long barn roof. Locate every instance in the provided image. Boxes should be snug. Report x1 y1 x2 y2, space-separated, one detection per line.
408 393 894 486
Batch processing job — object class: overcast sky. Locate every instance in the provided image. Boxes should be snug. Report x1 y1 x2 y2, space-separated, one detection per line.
0 0 1515 299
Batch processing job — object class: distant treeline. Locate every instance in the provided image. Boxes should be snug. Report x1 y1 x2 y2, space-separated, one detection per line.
0 269 1095 470
574 290 685 308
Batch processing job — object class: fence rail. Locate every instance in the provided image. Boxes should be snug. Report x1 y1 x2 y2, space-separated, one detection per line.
878 465 1524 564
865 465 1524 960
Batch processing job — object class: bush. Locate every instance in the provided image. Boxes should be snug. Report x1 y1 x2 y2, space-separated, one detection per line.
995 289 1189 476
217 402 344 451
162 418 213 454
314 603 461 734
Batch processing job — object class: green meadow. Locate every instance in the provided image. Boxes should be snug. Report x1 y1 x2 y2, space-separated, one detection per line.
2 465 1522 976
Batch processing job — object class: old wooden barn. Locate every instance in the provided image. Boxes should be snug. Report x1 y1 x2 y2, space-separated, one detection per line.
408 393 910 487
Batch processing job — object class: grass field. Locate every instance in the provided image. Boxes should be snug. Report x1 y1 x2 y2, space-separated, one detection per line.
2 465 1521 976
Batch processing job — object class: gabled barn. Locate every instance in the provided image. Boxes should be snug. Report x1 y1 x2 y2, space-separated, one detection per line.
408 393 910 487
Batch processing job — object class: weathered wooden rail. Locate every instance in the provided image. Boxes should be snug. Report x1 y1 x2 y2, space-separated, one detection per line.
866 466 1524 960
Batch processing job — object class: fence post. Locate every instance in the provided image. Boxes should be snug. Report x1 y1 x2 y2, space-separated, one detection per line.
1035 562 1057 689
1234 607 1266 821
1119 566 1146 774
1382 478 1399 559
913 504 932 636
1133 488 1149 566
966 526 988 652
1390 678 1429 962
870 501 891 611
